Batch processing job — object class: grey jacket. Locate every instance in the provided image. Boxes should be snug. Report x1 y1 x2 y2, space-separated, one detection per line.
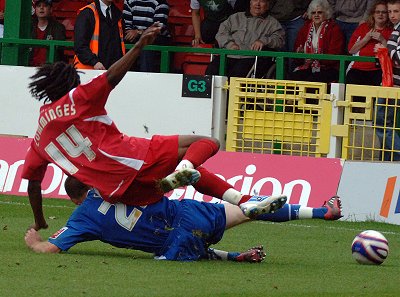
216 12 285 58
328 0 374 23
269 0 311 22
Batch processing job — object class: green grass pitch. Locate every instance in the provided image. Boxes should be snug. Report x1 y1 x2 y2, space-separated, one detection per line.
1 194 400 297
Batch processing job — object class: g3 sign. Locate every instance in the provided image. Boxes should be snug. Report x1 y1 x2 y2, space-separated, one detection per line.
182 75 212 98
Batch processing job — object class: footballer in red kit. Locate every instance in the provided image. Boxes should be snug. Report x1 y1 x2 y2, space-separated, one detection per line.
24 23 287 232
22 73 152 203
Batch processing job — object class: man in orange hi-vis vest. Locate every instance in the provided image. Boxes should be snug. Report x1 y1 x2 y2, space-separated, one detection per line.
74 0 126 69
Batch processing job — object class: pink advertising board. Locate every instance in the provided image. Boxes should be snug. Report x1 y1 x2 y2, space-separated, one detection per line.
0 136 343 207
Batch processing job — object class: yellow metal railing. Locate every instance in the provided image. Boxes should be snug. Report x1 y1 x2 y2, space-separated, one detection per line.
335 84 400 161
226 78 332 157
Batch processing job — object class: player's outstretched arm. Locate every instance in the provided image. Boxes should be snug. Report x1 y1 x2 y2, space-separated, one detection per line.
25 229 60 253
106 22 161 87
27 180 48 231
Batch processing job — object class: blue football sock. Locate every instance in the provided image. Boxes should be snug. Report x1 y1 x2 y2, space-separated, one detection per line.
227 252 241 261
312 207 328 219
207 248 241 261
256 204 328 222
255 204 298 222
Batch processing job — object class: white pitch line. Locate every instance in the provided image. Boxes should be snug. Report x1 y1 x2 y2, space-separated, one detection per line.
2 199 400 236
0 200 76 210
254 220 400 236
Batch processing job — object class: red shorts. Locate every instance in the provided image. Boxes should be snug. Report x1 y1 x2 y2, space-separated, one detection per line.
118 134 179 205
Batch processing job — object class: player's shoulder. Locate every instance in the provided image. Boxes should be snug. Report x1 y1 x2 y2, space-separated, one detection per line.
82 189 103 204
72 73 109 99
80 73 107 87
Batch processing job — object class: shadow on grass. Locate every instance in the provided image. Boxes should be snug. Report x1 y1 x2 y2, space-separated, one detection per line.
67 248 153 259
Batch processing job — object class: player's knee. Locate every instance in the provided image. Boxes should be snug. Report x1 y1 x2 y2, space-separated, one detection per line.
210 137 220 149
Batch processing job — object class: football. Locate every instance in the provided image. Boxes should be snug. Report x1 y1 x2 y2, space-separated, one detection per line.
351 230 389 265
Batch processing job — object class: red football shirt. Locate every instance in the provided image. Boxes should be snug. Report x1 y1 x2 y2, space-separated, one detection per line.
31 28 47 67
22 73 151 201
348 23 393 71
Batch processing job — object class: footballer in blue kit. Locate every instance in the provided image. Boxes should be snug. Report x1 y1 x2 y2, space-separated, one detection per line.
25 176 342 262
48 189 227 261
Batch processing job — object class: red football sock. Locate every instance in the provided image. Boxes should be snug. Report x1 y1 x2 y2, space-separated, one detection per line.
183 139 219 168
193 166 232 199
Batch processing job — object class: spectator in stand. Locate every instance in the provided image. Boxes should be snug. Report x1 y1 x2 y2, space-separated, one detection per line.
123 0 171 72
269 0 311 72
346 0 392 86
289 0 344 83
29 0 66 67
328 0 374 52
73 0 125 70
191 0 236 46
234 0 310 51
374 0 400 161
269 0 311 52
205 0 285 78
0 0 5 38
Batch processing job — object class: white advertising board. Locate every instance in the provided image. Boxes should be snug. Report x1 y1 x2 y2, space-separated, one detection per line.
0 66 227 143
338 161 400 224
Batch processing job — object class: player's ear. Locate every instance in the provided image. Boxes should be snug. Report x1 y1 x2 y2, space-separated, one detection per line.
71 198 81 205
71 192 87 205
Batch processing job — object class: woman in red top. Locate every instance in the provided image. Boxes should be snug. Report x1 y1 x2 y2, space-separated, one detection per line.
0 0 5 37
346 0 393 86
289 0 344 83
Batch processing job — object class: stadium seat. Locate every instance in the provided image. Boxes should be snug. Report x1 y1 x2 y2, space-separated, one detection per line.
168 6 193 46
181 44 213 75
52 0 87 18
61 17 75 31
113 0 124 11
182 54 211 75
64 49 75 64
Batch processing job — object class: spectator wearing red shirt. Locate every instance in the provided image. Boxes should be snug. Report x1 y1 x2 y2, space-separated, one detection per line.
346 0 393 86
0 0 4 23
289 0 344 83
30 0 66 67
0 0 5 38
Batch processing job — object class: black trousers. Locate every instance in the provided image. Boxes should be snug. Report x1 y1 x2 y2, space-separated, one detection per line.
206 56 274 78
289 68 339 83
346 68 382 86
201 19 223 44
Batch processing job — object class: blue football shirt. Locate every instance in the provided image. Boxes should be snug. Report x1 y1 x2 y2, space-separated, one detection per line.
48 189 226 259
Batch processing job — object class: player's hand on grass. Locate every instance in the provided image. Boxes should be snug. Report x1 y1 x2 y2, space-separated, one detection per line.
25 228 60 253
25 228 43 248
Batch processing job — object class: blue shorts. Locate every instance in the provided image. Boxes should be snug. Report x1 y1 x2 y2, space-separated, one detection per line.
157 199 226 261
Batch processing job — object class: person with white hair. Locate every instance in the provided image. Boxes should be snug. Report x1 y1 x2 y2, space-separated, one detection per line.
289 0 344 83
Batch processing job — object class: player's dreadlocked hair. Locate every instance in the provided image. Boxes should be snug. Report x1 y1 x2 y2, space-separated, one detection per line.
28 62 81 103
